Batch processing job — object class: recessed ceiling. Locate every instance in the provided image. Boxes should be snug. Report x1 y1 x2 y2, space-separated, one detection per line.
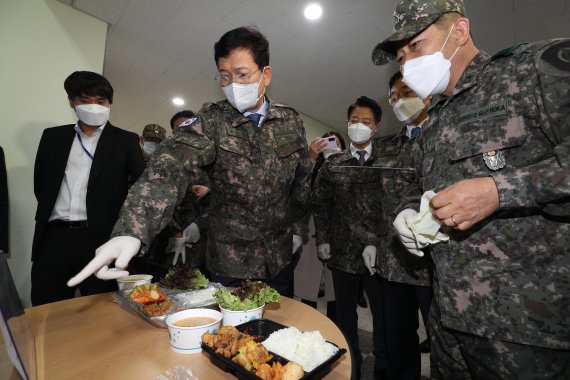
59 0 569 137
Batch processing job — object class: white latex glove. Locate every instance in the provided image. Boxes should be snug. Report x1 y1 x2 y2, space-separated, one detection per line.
67 236 141 286
317 243 331 261
183 222 200 243
292 234 302 254
166 237 186 265
408 191 450 246
393 209 428 257
362 245 377 275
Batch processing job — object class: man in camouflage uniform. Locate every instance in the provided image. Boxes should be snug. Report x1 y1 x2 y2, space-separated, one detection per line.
68 27 310 298
140 123 166 161
372 71 433 379
313 96 388 379
372 0 570 378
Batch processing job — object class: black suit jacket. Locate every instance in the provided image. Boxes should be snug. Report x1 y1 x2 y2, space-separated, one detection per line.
32 123 146 261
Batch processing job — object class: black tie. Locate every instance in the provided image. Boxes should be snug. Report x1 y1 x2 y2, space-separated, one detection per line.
410 127 421 139
247 113 262 126
357 150 367 166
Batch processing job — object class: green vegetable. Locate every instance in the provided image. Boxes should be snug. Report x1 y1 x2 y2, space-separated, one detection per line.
213 281 280 311
159 267 209 290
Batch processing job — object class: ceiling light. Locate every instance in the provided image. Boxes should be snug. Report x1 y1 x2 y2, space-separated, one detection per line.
304 3 322 20
172 97 185 106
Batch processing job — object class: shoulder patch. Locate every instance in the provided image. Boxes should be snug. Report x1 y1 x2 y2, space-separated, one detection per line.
178 116 197 129
491 42 529 60
540 40 570 72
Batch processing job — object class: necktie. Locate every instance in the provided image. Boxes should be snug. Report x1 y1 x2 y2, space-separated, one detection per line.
410 127 421 139
246 113 262 126
357 150 367 166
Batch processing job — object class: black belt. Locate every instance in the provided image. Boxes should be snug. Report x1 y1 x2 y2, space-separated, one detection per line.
49 220 89 229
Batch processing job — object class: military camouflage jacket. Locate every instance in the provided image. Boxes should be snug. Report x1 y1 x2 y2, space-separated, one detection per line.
404 39 570 349
113 98 311 279
374 130 432 287
313 147 386 275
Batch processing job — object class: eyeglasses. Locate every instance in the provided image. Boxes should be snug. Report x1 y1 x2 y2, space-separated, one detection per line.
388 88 417 106
214 68 262 86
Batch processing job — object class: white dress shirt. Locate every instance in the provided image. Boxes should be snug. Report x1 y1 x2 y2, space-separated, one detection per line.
243 97 268 126
49 123 105 222
405 117 429 139
349 141 373 163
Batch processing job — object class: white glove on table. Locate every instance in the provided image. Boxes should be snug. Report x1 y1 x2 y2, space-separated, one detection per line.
317 243 331 261
394 209 428 257
67 236 141 286
166 237 187 265
362 245 377 275
292 234 302 254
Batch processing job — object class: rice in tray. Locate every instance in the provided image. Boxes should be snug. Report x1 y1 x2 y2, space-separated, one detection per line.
262 327 339 372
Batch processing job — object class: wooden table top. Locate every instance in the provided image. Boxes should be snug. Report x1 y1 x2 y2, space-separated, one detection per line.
15 293 351 379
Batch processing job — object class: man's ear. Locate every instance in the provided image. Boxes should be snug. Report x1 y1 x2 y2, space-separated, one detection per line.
262 66 272 86
68 98 75 108
454 18 470 47
373 121 382 134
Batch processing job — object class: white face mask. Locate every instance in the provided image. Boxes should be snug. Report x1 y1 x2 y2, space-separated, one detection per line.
323 148 342 159
401 25 460 99
222 68 266 113
392 97 426 124
348 123 373 144
142 141 158 156
74 104 110 126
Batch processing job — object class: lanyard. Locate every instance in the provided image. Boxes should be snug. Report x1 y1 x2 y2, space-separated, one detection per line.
76 132 94 160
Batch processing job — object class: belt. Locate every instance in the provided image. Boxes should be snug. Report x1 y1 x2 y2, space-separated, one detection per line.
49 220 89 229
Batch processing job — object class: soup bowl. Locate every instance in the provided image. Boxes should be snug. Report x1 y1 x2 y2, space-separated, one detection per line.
116 274 153 294
219 304 264 326
165 308 223 354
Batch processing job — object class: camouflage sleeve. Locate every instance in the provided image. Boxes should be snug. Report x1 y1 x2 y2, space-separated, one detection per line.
111 115 216 250
397 140 423 214
491 39 570 215
312 162 334 245
290 112 311 242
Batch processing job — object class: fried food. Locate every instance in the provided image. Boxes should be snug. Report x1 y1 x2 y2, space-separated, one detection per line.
255 361 303 380
130 283 166 304
141 300 173 316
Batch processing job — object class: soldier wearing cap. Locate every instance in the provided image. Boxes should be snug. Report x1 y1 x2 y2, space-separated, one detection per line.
140 123 166 160
372 0 569 378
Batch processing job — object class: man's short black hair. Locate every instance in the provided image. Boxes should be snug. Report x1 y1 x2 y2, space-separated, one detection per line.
388 71 403 90
347 96 382 123
64 71 114 103
214 27 270 69
170 110 195 129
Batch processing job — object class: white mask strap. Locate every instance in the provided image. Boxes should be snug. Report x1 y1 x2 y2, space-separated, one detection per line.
441 24 460 61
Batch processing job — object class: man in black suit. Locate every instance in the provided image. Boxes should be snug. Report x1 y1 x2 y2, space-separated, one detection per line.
31 71 146 306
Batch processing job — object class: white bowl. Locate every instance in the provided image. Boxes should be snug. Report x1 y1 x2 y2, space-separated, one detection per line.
116 274 153 294
165 308 222 354
219 304 264 326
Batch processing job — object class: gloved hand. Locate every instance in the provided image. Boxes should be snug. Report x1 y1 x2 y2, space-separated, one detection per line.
67 236 141 286
317 243 331 261
292 234 302 254
166 237 187 265
362 245 377 275
183 222 200 244
393 209 428 257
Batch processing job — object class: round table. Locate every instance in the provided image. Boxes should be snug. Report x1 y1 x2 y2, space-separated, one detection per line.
22 293 351 379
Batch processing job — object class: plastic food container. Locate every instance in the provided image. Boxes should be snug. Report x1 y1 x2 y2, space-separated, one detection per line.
201 319 347 379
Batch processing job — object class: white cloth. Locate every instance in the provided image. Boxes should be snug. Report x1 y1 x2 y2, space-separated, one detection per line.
407 190 449 246
50 123 105 221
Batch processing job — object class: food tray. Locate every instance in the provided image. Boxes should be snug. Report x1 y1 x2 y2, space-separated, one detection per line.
113 282 222 328
202 319 347 379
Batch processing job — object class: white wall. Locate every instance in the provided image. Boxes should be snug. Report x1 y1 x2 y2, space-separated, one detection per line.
300 112 347 145
0 0 107 307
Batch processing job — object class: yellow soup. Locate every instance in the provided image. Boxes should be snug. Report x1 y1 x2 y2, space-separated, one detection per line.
173 316 217 327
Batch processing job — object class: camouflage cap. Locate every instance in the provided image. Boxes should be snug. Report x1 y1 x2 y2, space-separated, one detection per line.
371 0 465 65
142 123 166 141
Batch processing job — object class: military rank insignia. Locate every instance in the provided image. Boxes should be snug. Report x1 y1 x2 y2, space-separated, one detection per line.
483 150 505 171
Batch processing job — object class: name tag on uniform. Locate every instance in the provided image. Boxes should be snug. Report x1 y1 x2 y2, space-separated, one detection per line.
458 101 508 125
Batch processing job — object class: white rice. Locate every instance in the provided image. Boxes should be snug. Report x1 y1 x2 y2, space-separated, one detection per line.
262 327 339 372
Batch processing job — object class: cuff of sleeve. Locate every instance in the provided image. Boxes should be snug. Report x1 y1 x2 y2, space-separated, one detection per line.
489 168 537 209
